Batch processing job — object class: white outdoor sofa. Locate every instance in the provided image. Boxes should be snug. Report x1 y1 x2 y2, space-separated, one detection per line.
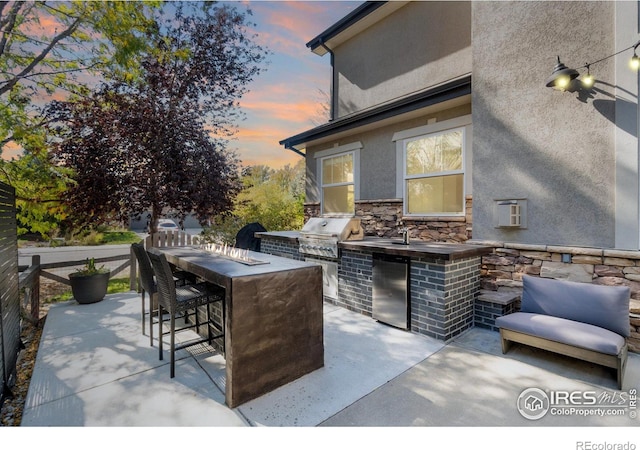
495 275 630 389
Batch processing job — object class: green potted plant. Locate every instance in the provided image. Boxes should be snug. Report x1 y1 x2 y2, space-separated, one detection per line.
69 258 110 304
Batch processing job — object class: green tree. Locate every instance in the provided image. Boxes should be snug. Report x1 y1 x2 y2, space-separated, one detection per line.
234 159 305 232
0 150 71 237
0 1 161 238
0 0 160 154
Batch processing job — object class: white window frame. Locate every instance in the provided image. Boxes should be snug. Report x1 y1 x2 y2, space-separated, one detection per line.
315 142 361 216
393 115 472 218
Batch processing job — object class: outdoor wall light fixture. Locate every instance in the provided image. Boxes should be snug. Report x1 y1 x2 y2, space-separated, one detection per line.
545 56 579 90
547 39 640 91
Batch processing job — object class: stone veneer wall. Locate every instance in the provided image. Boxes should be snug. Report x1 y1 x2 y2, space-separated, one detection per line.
470 240 640 353
304 196 473 243
303 202 321 222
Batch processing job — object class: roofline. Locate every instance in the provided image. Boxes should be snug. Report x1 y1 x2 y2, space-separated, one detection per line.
280 75 472 150
306 1 387 52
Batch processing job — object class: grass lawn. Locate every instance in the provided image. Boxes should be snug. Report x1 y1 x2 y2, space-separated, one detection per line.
19 229 142 247
100 231 142 245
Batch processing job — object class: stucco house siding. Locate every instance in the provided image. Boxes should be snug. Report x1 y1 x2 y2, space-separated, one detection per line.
305 103 471 203
333 1 471 118
472 1 616 248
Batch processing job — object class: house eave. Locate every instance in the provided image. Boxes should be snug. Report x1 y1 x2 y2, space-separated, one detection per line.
280 75 472 151
306 1 407 56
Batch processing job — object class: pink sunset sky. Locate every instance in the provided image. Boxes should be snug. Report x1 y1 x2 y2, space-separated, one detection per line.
232 0 359 169
2 1 360 168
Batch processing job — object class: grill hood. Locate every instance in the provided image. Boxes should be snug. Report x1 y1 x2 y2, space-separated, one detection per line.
300 217 364 241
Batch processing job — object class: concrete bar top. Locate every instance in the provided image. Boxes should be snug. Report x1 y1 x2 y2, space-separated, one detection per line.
159 245 314 283
339 237 493 261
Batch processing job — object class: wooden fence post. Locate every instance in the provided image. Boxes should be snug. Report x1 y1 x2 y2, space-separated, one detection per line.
30 255 40 323
130 244 138 291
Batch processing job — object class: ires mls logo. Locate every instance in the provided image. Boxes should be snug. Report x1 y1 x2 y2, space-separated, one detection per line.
517 388 550 420
516 388 638 420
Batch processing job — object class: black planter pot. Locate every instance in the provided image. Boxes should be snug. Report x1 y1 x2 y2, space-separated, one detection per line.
69 272 110 304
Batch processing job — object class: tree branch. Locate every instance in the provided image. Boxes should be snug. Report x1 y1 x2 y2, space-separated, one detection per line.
0 163 14 185
19 60 104 79
0 14 82 96
0 1 22 58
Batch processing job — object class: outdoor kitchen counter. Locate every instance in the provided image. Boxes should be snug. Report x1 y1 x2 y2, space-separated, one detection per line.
256 232 494 341
336 238 494 341
255 231 493 261
157 246 324 408
339 237 494 260
256 231 493 260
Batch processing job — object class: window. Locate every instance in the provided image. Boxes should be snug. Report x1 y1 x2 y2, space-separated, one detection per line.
321 152 355 214
403 128 465 216
315 141 361 215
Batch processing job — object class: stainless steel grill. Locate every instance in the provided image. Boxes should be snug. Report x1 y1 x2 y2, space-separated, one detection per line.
298 217 364 258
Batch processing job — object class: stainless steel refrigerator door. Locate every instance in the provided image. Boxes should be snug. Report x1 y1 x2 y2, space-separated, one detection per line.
372 255 409 329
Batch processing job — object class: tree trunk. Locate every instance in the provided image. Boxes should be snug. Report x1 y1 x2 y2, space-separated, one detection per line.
150 204 161 234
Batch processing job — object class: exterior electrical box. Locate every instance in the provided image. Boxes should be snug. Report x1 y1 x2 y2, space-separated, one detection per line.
496 199 527 228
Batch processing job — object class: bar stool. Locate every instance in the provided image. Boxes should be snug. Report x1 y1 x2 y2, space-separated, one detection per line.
146 248 225 378
131 242 160 346
131 242 197 346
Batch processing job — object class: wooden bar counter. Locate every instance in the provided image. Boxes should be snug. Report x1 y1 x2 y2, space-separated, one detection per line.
157 246 324 408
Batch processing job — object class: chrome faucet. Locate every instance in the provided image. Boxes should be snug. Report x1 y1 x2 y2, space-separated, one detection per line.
399 227 410 245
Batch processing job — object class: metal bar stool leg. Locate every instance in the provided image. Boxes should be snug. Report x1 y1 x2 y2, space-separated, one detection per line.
141 289 146 336
158 303 164 361
207 303 212 343
221 299 225 354
149 292 155 347
170 313 176 378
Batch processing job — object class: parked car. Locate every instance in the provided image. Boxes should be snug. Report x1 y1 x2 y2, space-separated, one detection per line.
151 218 179 233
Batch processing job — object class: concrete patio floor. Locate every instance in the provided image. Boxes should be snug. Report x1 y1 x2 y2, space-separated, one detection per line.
18 291 640 444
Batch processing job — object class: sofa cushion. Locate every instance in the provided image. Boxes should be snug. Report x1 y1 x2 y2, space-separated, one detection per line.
521 275 630 337
496 312 627 355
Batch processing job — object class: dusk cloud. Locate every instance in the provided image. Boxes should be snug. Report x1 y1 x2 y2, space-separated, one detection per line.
231 1 358 168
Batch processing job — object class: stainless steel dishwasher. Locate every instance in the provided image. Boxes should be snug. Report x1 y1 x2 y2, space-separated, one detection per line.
372 253 409 329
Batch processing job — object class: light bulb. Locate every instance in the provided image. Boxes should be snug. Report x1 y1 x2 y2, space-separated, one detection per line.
630 54 640 70
582 73 595 88
555 75 570 90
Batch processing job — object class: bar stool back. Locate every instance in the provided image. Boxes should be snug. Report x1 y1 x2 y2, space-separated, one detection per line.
132 242 158 346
